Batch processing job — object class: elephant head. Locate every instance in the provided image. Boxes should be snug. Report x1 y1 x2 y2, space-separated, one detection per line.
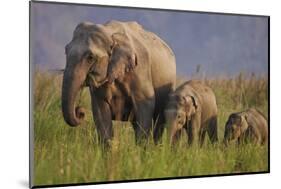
62 22 113 126
165 94 198 144
223 113 248 145
107 32 138 83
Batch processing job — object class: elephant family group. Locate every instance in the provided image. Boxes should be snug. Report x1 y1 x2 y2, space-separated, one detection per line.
164 81 268 146
61 20 268 147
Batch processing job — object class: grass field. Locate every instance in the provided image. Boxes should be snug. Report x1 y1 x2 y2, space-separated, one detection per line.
32 71 268 186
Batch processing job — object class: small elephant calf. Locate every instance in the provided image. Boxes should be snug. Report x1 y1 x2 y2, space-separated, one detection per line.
224 108 268 145
164 80 218 146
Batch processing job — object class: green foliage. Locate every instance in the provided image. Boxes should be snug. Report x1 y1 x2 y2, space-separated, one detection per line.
33 71 268 186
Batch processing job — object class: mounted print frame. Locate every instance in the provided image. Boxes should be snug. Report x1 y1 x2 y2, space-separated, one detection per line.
29 0 270 188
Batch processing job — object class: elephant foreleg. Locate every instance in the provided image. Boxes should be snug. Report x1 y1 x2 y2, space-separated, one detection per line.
199 129 207 147
173 129 183 145
133 98 155 144
90 93 113 148
187 114 201 146
207 116 218 144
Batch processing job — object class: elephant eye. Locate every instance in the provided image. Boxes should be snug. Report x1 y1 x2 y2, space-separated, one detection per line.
87 53 96 64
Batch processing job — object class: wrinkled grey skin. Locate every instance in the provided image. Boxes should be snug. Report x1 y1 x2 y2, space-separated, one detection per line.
62 20 176 145
224 108 268 145
165 80 218 146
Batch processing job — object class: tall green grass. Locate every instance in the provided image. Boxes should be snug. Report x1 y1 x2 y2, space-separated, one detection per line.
32 71 268 186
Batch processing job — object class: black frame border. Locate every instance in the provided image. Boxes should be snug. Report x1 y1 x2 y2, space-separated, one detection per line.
29 0 270 188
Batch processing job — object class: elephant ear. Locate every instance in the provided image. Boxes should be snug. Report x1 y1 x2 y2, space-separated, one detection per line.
182 95 198 115
183 95 198 110
240 114 249 131
107 32 138 83
111 33 128 47
190 95 198 110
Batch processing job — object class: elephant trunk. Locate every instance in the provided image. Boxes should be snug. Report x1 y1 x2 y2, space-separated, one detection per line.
223 128 230 146
167 121 178 145
62 66 87 127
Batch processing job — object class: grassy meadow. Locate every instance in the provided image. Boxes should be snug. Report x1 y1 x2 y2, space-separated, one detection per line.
32 71 268 186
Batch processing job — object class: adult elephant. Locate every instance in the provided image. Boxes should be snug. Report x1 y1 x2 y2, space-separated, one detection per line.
62 20 176 145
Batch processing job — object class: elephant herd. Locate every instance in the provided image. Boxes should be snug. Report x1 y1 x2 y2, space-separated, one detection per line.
61 20 268 148
165 80 268 146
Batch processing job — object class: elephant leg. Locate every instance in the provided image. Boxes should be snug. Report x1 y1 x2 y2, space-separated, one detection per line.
249 131 260 145
247 126 262 145
169 129 183 146
153 111 165 144
199 129 207 147
187 124 198 146
184 124 189 145
132 120 138 141
186 122 192 145
133 98 155 144
237 137 242 146
90 93 113 148
174 129 183 142
207 116 218 144
187 115 201 146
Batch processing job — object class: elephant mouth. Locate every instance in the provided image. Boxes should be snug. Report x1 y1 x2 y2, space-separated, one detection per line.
86 73 108 88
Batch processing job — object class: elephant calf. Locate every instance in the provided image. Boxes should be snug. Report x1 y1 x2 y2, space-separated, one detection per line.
164 80 218 146
224 108 268 145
